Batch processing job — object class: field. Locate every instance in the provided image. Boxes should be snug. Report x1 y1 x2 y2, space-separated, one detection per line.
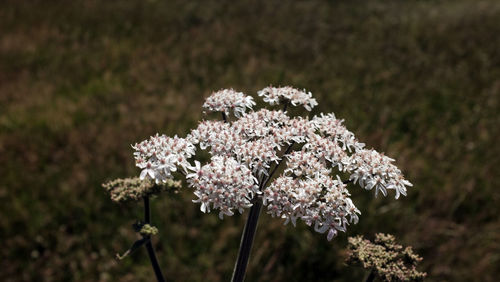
1 0 499 281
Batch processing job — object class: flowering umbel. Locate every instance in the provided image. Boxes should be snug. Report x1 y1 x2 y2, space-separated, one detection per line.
132 86 413 241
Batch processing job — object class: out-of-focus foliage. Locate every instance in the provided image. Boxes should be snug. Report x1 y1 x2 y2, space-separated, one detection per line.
0 0 499 281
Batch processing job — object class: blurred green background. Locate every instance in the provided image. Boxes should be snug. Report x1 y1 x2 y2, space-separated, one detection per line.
1 0 499 281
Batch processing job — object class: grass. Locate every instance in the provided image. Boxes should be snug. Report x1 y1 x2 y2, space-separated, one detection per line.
1 0 499 281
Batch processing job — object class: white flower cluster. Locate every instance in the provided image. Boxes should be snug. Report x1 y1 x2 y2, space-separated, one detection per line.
186 156 259 219
304 134 350 171
281 116 317 144
202 89 256 117
232 109 289 139
263 173 360 241
234 138 280 177
283 151 330 179
132 134 196 183
258 86 319 111
348 149 412 199
262 150 361 241
188 120 238 155
312 113 365 152
132 86 413 241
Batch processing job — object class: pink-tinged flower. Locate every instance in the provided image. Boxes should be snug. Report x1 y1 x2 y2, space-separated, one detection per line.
264 174 360 241
312 113 365 152
132 134 195 183
258 86 318 111
304 134 350 171
188 120 242 155
232 109 289 140
348 149 412 199
283 151 331 180
203 89 255 117
279 117 318 144
233 137 281 177
186 156 259 219
131 85 413 242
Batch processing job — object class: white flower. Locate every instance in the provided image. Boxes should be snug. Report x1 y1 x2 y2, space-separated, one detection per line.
304 133 350 171
233 137 281 178
264 174 360 241
312 113 365 152
189 120 240 155
283 151 330 180
187 156 259 219
203 89 255 117
348 149 412 199
232 109 289 140
282 117 318 144
132 134 195 183
132 85 414 242
258 86 318 111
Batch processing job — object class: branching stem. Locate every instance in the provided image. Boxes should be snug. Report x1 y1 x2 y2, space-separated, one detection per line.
231 142 294 282
262 142 295 189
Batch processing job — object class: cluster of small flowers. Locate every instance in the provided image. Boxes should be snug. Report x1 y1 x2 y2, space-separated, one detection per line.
234 138 280 177
283 117 318 143
231 109 317 150
138 224 159 236
283 151 330 179
188 120 240 155
102 177 181 203
346 233 426 281
258 86 318 111
304 133 350 171
186 156 259 219
348 149 412 199
263 173 360 241
232 109 289 139
263 150 361 240
132 85 413 241
202 89 256 117
132 134 196 183
312 113 365 152
306 177 360 241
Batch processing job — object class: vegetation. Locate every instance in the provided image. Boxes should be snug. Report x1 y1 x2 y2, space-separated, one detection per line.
1 0 499 281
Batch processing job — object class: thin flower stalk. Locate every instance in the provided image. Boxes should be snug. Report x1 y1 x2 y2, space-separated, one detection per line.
144 196 166 282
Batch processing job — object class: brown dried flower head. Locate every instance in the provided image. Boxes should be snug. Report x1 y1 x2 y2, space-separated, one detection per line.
102 177 181 203
346 233 427 281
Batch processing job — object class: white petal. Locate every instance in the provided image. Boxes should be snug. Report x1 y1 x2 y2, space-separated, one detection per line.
327 229 337 241
140 169 148 180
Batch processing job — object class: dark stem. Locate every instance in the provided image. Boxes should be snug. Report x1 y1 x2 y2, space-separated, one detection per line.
222 112 228 123
144 196 166 282
231 142 294 282
262 142 295 189
364 269 376 282
282 100 290 112
231 200 263 282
